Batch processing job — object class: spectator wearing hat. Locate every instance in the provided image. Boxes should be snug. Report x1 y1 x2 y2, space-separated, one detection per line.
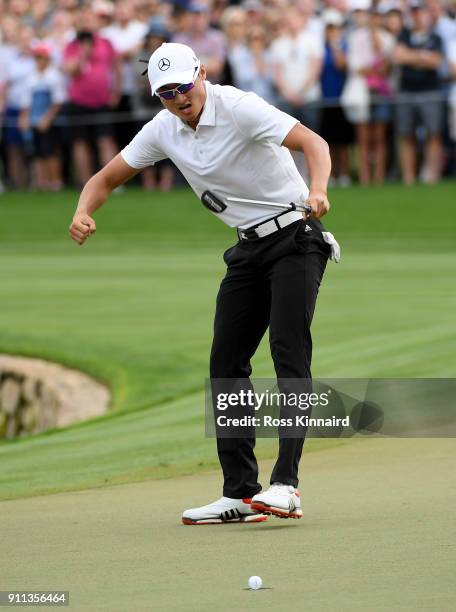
173 0 227 84
241 0 264 26
320 8 353 186
18 42 65 190
63 6 122 185
393 1 444 183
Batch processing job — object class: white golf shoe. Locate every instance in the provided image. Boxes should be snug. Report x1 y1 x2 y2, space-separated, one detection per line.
250 483 302 519
182 496 268 525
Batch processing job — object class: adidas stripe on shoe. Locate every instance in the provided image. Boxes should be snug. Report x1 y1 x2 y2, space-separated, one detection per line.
182 496 268 525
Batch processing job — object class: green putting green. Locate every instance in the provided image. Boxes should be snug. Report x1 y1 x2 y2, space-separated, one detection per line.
0 183 455 501
1 440 455 611
1 183 455 610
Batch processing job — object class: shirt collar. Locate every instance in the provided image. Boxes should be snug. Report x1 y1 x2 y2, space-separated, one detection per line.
177 81 216 132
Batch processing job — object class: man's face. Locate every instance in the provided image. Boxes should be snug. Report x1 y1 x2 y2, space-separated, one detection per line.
190 10 210 35
75 8 99 32
35 54 50 70
157 66 207 125
411 7 430 29
115 2 132 25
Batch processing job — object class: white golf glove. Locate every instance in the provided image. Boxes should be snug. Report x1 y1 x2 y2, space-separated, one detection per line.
321 232 341 263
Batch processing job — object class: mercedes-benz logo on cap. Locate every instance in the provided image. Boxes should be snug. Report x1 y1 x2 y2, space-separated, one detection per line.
158 57 170 71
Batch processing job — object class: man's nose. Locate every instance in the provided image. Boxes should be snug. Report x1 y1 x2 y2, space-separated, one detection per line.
174 91 188 104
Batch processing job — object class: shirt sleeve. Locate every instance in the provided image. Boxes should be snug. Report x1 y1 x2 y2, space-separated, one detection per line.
120 116 168 168
231 92 298 145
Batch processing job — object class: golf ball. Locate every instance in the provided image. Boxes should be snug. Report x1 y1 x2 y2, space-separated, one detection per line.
248 576 262 590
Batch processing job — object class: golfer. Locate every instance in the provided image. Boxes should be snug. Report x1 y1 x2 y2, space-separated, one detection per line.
69 43 337 525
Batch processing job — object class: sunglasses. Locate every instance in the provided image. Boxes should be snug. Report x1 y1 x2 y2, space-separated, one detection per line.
156 81 195 100
138 60 200 99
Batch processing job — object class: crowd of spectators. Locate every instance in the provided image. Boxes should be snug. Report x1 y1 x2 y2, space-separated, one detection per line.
1 0 455 192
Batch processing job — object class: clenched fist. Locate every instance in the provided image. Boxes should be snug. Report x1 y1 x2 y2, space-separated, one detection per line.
69 213 96 245
306 190 330 219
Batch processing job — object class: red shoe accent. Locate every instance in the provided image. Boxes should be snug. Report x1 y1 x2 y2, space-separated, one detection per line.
295 490 300 497
242 498 252 503
250 501 302 519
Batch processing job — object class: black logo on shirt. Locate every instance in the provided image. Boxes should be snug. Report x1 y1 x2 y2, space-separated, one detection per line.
158 58 171 71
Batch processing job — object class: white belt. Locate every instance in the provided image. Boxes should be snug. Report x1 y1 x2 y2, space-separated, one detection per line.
237 211 303 241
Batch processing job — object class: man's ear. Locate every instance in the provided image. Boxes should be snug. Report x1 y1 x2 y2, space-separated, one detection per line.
199 65 207 81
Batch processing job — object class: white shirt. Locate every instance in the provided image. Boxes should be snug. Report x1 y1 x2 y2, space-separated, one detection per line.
20 65 67 109
121 82 307 229
270 31 323 103
102 21 148 94
3 50 36 108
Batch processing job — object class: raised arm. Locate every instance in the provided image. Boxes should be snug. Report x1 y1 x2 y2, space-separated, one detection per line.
282 123 331 219
69 154 140 245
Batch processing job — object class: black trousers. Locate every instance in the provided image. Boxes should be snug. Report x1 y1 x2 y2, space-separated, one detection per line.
210 217 330 498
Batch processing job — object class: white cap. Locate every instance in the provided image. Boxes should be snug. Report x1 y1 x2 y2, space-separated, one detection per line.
322 8 344 26
148 43 200 95
376 1 402 14
348 0 372 11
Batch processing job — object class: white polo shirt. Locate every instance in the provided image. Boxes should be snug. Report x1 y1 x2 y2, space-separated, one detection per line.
121 82 309 229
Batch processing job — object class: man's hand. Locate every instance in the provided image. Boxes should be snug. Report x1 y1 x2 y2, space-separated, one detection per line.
282 125 331 215
283 89 302 106
306 190 330 219
18 113 30 133
108 91 121 108
36 116 52 133
69 213 96 245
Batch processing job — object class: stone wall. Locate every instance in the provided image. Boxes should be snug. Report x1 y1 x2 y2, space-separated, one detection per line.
0 355 111 439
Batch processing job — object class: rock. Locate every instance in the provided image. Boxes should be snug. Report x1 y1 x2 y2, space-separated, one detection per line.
0 378 22 414
0 353 110 439
38 386 58 429
0 411 7 437
22 377 39 403
5 415 18 439
19 403 40 431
